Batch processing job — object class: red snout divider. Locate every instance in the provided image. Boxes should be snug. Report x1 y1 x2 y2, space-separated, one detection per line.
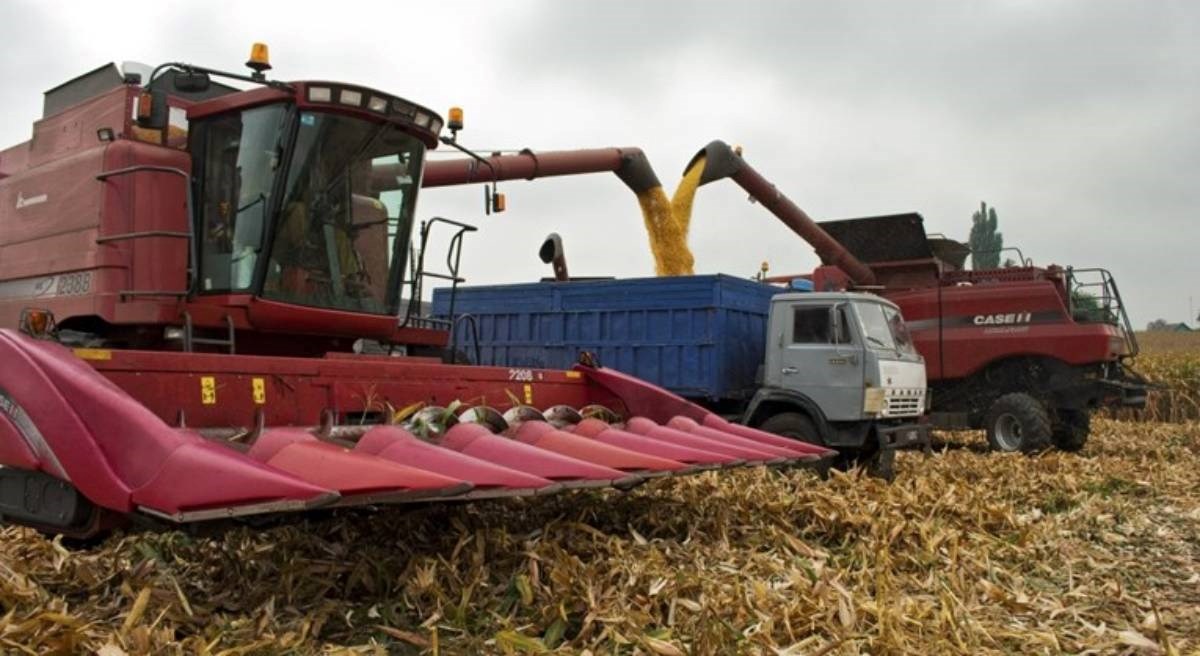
439 423 632 482
670 416 828 457
357 426 555 490
569 418 739 465
248 429 466 495
512 421 686 472
624 417 782 462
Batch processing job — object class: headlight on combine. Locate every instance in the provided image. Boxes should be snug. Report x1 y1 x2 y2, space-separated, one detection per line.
1108 335 1128 357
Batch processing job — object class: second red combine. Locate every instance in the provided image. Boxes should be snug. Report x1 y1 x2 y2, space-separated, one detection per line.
683 141 1147 453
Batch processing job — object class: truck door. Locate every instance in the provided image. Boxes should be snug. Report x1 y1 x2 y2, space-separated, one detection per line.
769 302 865 421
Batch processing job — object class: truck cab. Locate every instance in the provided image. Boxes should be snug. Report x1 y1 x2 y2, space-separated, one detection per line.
746 291 929 460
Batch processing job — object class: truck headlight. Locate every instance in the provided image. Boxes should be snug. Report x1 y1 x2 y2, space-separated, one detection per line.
864 388 885 414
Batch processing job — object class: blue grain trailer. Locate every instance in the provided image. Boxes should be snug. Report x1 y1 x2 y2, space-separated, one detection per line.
433 275 778 406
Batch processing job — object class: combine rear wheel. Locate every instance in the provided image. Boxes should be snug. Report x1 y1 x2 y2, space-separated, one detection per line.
985 393 1052 453
1051 409 1091 452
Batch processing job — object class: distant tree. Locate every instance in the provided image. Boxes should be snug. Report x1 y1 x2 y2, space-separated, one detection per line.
1146 319 1170 331
969 202 1003 270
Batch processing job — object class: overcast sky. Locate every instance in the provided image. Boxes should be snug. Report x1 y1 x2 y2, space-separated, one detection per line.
1 0 1196 326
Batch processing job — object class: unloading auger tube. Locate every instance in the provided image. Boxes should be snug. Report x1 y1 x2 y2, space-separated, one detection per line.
0 330 832 539
682 140 877 286
421 146 662 194
421 146 696 275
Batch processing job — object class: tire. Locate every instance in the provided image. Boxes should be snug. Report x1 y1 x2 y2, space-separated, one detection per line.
862 447 896 482
758 412 822 446
759 412 835 477
984 393 1052 453
1052 409 1090 452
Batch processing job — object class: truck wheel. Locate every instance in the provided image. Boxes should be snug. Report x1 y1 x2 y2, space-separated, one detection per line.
759 412 821 445
984 393 1052 453
860 447 896 481
1051 409 1090 452
759 412 834 477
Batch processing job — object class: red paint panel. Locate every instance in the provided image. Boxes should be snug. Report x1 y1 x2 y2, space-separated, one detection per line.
576 365 711 424
357 426 553 490
884 279 1120 381
0 331 338 514
570 418 736 465
251 429 465 494
624 417 780 461
690 416 830 456
0 413 40 469
440 423 627 481
513 421 685 472
130 439 331 513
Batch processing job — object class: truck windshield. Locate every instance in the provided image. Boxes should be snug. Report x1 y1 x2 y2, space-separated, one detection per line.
263 111 424 314
854 302 917 355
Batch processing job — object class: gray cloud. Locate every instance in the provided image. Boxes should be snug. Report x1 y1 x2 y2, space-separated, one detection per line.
1 1 1197 326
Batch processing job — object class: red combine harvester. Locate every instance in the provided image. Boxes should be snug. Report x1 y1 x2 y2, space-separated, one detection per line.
684 141 1147 453
0 49 832 538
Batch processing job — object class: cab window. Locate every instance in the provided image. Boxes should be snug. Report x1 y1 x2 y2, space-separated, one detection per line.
792 306 852 344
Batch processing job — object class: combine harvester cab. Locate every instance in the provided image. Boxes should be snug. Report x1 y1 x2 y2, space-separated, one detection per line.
0 50 832 539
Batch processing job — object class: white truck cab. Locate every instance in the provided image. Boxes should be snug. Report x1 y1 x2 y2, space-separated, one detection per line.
744 292 929 471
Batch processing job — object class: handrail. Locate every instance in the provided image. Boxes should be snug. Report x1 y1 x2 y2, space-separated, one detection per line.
398 217 477 332
95 165 195 297
969 246 1032 268
1066 267 1139 358
96 230 190 244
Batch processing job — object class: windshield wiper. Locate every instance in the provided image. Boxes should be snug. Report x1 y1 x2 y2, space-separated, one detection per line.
865 335 890 349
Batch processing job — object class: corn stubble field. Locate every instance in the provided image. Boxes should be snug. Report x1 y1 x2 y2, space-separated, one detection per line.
2 334 1198 655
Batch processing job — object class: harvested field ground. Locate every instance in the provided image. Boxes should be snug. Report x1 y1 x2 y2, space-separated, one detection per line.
2 419 1199 654
3 335 1198 654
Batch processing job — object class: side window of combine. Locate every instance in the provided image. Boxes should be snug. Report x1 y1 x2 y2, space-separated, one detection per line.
167 106 189 149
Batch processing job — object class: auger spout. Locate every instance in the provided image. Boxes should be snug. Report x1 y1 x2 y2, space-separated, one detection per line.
680 140 877 285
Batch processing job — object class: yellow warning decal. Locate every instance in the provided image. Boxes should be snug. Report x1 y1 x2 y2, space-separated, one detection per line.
73 348 112 361
564 371 582 379
523 383 533 405
200 376 217 405
252 377 266 405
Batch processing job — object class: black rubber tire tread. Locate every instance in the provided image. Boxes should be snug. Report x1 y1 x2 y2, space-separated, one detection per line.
759 412 822 446
1052 409 1091 452
863 447 896 482
985 392 1052 453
